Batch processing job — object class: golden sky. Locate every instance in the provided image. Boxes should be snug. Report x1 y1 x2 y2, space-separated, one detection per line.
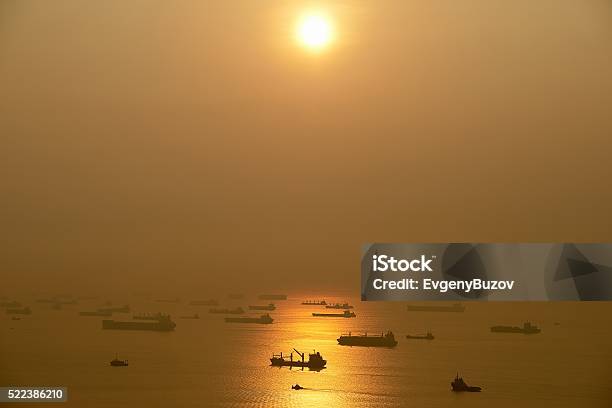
1 1 611 294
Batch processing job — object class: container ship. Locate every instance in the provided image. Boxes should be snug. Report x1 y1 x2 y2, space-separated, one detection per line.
406 303 465 312
209 307 244 314
312 310 356 318
490 322 541 334
248 303 276 311
270 349 326 370
225 314 273 324
102 315 176 331
337 331 397 347
325 303 353 309
302 300 327 305
258 294 287 300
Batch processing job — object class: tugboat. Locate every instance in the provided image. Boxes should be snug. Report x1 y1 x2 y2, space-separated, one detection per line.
248 303 276 311
490 322 541 334
292 384 303 390
406 332 434 340
312 310 355 318
225 314 273 324
451 373 481 392
110 354 128 367
325 303 354 309
337 331 397 347
302 300 326 306
209 307 244 314
270 349 326 370
407 303 465 312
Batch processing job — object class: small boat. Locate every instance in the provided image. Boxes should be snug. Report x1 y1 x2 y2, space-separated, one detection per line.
451 373 481 392
325 303 353 309
302 300 326 306
209 307 244 315
110 354 128 367
292 384 303 390
248 303 276 311
312 310 355 318
270 349 326 370
406 332 434 340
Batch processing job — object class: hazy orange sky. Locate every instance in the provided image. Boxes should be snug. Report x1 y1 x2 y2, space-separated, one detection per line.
1 1 611 294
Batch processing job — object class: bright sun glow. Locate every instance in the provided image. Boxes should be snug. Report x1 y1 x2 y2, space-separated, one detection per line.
297 14 333 51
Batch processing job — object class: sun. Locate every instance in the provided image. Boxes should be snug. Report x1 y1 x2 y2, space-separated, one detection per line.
296 13 333 51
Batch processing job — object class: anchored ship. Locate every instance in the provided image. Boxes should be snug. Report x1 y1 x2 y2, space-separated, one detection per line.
225 314 273 324
490 322 541 334
337 331 397 347
133 312 167 321
258 294 287 300
189 299 219 306
270 349 326 370
0 301 22 308
248 303 276 311
180 313 199 319
102 315 176 331
209 307 244 314
98 305 130 313
110 354 128 367
451 373 481 392
302 300 327 305
79 310 112 317
325 303 354 309
312 310 356 318
406 332 434 340
407 303 465 312
6 307 31 315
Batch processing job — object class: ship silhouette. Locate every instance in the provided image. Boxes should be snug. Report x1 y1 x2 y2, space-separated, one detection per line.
337 331 397 347
270 349 326 370
451 373 481 392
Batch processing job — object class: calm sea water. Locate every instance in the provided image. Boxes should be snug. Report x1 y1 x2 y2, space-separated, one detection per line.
1 295 611 407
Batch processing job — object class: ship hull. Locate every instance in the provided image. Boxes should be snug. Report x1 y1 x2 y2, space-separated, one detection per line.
490 326 541 334
225 317 273 324
312 313 355 318
337 337 397 347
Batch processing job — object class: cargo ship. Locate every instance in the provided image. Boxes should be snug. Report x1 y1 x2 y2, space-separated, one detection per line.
451 373 481 392
110 354 128 367
98 305 130 313
209 307 244 314
225 314 273 324
490 322 541 334
189 299 219 306
406 332 434 340
102 315 176 331
248 303 276 311
325 303 353 309
180 314 199 319
406 303 465 312
79 310 112 317
258 294 287 300
0 301 22 308
312 310 356 318
302 300 327 305
270 349 326 370
337 331 397 347
6 307 31 315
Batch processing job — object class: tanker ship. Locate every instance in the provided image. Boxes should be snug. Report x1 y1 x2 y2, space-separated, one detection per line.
337 331 397 347
102 315 176 331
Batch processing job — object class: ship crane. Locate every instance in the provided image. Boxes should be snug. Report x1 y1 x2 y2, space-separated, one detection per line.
293 348 305 370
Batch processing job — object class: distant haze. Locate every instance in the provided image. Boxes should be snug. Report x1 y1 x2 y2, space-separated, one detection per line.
1 1 611 295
